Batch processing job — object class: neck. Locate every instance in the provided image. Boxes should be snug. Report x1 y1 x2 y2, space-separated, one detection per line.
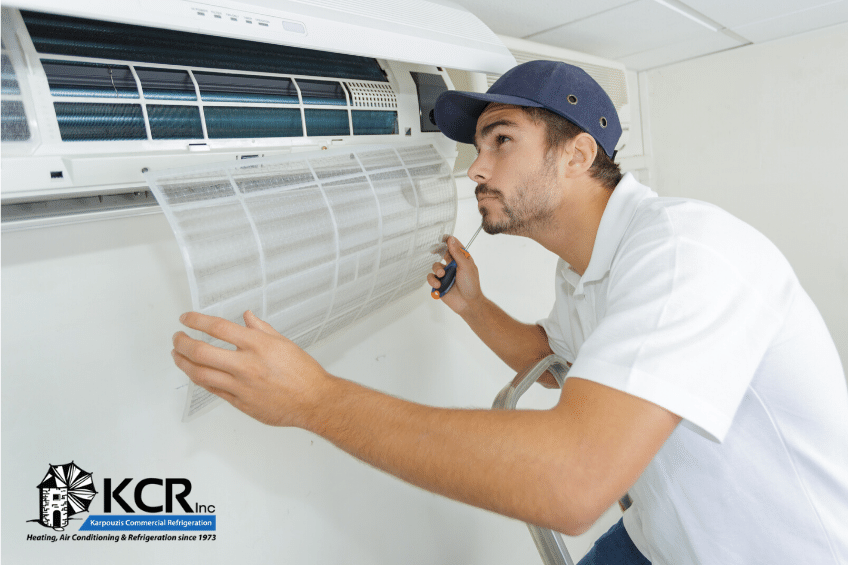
530 178 612 276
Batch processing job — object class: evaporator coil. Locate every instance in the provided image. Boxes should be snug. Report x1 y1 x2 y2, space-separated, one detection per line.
145 144 457 420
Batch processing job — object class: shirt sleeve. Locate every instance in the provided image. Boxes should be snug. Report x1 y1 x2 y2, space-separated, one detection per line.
569 211 786 443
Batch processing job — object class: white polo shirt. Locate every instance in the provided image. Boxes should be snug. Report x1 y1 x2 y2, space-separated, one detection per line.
539 173 848 564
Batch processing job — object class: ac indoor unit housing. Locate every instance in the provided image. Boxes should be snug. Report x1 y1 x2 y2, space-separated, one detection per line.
0 0 515 228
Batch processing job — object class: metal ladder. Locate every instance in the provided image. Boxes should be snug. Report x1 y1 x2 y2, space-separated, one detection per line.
493 354 633 565
492 354 576 565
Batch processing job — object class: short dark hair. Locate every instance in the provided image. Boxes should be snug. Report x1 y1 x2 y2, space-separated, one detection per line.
521 106 622 190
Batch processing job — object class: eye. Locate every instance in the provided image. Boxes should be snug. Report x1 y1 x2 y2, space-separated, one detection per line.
495 134 510 145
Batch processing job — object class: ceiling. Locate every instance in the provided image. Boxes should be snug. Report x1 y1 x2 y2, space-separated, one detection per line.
449 0 848 71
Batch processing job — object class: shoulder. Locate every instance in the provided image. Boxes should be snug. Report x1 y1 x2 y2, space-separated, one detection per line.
625 196 752 244
611 197 798 318
618 196 794 282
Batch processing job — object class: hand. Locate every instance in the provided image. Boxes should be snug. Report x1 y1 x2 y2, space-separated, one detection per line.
171 310 329 427
427 236 483 315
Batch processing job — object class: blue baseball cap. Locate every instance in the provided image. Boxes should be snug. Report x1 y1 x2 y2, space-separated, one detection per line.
434 60 621 157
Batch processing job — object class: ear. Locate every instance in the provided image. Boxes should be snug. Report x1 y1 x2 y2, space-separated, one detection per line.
565 133 598 177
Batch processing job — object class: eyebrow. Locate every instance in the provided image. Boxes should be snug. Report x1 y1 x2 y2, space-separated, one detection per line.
473 119 518 150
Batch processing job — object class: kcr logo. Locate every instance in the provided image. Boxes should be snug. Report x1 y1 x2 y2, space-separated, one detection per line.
103 478 212 513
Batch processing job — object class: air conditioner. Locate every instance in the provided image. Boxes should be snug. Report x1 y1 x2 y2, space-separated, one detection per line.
0 0 517 420
0 0 515 225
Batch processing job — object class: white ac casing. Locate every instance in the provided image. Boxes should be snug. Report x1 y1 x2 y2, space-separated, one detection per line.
0 0 516 223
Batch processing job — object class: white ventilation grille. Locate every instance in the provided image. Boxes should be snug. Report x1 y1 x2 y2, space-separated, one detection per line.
145 143 456 420
1 47 33 143
345 81 399 109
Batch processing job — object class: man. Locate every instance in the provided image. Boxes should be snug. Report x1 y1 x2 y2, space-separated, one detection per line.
171 61 848 564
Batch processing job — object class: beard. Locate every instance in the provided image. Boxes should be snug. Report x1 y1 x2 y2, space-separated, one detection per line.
476 156 558 236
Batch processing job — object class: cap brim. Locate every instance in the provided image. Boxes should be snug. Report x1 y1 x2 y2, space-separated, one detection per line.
434 90 544 144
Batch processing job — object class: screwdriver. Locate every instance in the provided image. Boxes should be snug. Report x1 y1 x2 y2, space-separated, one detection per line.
431 223 483 299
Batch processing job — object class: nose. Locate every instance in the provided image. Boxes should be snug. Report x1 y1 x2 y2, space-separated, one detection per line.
467 151 489 184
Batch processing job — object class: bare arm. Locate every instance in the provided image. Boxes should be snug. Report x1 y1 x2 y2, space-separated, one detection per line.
428 236 557 382
459 295 553 373
172 311 681 535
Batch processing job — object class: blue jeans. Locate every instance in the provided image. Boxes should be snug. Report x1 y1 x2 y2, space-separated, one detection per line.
577 518 651 565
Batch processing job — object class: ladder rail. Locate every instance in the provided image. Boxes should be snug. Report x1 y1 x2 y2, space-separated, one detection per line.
491 354 575 565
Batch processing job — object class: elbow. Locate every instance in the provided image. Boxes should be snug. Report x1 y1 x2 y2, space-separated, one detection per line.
546 502 602 537
557 516 596 537
538 474 610 536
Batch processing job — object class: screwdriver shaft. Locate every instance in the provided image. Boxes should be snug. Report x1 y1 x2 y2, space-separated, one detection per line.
464 223 484 251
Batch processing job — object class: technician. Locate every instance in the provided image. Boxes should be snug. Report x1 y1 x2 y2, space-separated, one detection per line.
171 60 848 564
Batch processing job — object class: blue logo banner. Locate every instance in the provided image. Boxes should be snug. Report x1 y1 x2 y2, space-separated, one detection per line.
79 515 216 531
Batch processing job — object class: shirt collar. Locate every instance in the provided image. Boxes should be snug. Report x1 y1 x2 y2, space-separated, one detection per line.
561 172 657 296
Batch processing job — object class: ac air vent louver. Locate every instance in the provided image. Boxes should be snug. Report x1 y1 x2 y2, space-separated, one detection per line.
21 10 400 143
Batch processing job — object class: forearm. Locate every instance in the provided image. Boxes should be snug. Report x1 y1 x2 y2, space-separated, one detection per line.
460 296 553 373
173 311 679 537
430 237 553 373
307 373 586 533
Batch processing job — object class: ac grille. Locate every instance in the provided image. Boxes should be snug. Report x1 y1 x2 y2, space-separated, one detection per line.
344 81 399 109
26 50 401 142
10 10 402 143
21 10 387 82
1 52 31 141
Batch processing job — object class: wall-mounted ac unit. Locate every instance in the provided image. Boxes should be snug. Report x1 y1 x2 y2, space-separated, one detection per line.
1 0 515 226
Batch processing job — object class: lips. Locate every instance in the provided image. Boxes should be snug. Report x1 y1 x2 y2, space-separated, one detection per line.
476 191 500 202
475 184 502 206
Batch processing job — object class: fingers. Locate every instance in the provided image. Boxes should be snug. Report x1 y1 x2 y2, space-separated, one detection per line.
171 348 239 398
431 235 472 277
243 310 281 337
170 310 329 428
440 232 458 260
196 380 238 405
428 236 480 294
447 236 472 263
428 261 446 289
179 312 252 349
172 330 246 377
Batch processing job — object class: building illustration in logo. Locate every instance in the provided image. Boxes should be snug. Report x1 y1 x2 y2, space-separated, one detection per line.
36 462 97 531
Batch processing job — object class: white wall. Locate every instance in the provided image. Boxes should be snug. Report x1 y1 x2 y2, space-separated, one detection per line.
13 21 843 564
641 22 848 370
1 184 619 563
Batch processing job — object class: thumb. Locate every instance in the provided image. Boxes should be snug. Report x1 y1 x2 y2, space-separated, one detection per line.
447 235 474 265
243 310 281 337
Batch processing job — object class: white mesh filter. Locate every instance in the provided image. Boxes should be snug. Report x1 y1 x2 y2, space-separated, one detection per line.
145 144 457 420
344 81 399 109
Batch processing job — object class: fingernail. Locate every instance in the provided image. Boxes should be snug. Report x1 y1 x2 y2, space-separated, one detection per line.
179 313 187 323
